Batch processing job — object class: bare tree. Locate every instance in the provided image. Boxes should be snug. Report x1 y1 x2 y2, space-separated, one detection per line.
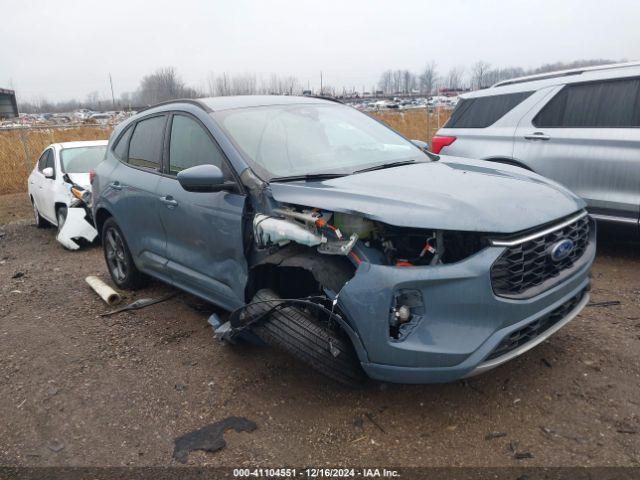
419 62 438 95
378 70 393 93
402 70 416 93
470 61 491 90
445 66 465 90
135 67 197 105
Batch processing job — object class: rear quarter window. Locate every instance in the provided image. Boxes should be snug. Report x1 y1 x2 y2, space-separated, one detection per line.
534 77 640 128
112 125 133 160
445 91 534 128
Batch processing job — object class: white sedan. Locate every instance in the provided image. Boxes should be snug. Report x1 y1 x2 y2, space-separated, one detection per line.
28 140 108 249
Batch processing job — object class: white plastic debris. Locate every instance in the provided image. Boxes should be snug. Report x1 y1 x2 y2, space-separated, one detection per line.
253 214 326 247
56 208 98 250
85 275 122 306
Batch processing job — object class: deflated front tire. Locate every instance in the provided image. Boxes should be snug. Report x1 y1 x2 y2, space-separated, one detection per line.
247 289 366 387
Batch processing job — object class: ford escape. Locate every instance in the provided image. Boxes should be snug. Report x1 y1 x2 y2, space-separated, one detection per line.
92 96 596 385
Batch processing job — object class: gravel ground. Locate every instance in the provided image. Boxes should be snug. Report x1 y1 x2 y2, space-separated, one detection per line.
0 196 639 467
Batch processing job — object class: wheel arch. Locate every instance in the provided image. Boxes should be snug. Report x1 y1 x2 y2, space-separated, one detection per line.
246 245 368 363
483 156 534 172
94 206 113 237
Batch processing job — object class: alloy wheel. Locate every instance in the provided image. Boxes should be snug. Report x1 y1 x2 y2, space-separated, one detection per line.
104 227 128 282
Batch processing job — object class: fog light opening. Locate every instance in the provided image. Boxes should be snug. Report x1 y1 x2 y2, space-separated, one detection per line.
389 289 425 341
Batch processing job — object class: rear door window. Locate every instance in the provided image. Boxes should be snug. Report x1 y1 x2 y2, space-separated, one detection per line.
127 115 166 169
168 115 226 175
445 91 534 128
534 78 640 128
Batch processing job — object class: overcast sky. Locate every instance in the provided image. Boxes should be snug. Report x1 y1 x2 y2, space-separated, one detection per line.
2 0 639 102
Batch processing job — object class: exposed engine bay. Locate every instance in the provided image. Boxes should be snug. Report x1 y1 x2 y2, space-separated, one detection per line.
252 205 487 267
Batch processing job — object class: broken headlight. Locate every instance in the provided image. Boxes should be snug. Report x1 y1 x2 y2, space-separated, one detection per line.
372 224 488 266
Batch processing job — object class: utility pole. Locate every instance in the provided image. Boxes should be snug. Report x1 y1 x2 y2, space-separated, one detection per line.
109 73 115 109
320 71 323 96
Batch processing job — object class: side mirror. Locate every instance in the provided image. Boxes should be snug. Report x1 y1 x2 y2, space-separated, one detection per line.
177 164 225 192
42 167 54 178
411 139 430 151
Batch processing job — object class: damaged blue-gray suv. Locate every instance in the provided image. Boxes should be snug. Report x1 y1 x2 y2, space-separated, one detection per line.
92 96 595 385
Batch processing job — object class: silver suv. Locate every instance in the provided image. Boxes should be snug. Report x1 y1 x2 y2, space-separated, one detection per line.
433 61 640 228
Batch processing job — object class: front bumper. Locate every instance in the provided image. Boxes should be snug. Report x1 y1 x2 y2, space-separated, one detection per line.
337 235 595 384
56 207 98 250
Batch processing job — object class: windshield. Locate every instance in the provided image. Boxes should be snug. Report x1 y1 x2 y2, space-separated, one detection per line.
60 146 106 173
213 103 426 180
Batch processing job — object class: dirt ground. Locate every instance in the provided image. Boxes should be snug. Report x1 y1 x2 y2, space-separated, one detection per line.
0 194 639 468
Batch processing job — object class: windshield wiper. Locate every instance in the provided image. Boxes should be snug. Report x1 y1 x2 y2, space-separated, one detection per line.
269 173 348 183
353 159 417 174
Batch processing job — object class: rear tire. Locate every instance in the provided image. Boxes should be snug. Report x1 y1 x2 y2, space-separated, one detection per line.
101 217 148 290
247 289 366 387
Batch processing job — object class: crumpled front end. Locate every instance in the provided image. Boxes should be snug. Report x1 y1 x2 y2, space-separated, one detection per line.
56 178 98 250
337 214 595 383
235 166 596 384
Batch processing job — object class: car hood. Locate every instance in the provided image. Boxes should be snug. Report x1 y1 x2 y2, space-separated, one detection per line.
268 156 585 233
66 173 91 191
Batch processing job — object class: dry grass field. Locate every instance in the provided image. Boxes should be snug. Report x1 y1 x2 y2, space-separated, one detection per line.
0 126 112 195
371 108 451 143
0 109 450 195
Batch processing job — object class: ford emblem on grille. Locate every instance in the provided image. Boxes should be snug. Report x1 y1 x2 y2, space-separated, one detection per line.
549 239 574 262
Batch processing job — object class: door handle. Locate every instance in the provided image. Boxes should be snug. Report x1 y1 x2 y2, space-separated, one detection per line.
110 181 123 190
524 132 550 141
160 195 178 208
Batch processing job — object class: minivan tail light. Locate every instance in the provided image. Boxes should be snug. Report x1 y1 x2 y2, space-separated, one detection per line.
431 136 456 154
89 169 96 184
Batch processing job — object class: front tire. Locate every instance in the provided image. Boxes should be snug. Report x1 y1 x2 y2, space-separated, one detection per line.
56 205 67 233
101 218 148 290
32 199 48 228
247 289 366 387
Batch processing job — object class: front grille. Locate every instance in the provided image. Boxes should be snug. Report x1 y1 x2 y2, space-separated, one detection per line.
485 288 586 361
491 213 591 298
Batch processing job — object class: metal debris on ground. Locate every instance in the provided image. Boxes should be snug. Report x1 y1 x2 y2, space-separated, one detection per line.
587 300 621 307
508 440 534 460
11 271 24 279
616 428 637 434
485 431 507 440
364 412 386 433
100 292 178 317
172 416 257 464
514 451 534 459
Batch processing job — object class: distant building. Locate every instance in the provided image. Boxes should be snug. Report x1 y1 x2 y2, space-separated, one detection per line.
0 88 18 118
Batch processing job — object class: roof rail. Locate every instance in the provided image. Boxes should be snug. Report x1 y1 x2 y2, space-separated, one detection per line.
138 98 211 113
306 95 344 104
492 61 640 88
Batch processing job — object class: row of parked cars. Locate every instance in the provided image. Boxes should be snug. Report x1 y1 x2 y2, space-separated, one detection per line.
27 61 636 385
